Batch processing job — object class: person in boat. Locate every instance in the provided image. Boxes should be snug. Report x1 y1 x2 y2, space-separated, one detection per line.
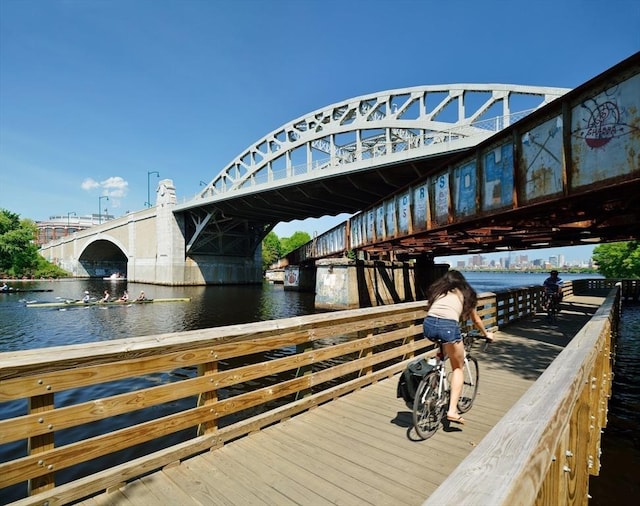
82 291 91 303
101 290 110 303
119 290 129 302
1 282 8 292
136 290 146 301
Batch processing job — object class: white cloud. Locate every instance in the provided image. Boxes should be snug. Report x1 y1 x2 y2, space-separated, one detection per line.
81 178 100 190
100 176 129 198
81 176 129 209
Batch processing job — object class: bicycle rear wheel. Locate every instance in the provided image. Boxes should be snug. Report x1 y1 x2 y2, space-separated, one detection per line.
458 356 479 413
412 372 443 440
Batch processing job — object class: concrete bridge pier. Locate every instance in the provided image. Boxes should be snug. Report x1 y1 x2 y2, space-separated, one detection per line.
311 257 449 310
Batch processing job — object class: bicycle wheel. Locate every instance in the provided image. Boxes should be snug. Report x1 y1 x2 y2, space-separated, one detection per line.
458 356 479 413
548 298 558 322
412 372 444 440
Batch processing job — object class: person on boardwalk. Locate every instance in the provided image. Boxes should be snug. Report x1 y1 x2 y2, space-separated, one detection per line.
543 270 563 300
422 270 494 425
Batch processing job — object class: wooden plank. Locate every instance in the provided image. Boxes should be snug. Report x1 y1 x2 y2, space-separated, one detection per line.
197 450 298 505
229 434 336 505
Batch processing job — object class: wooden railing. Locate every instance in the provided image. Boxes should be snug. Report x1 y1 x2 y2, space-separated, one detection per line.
0 281 613 505
425 286 618 506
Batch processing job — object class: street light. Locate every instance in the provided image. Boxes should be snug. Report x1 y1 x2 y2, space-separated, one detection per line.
98 196 109 224
146 171 160 207
67 211 77 228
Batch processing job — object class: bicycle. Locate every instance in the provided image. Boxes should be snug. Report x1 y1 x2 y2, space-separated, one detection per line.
412 329 490 440
543 289 561 322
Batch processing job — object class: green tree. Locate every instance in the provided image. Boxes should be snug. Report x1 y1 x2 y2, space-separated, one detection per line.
592 241 640 278
0 209 39 276
280 231 311 256
262 231 282 272
0 208 69 278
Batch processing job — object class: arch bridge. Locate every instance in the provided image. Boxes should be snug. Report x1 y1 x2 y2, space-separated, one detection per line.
39 53 639 285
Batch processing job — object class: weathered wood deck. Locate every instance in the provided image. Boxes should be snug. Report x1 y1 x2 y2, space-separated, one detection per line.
76 295 605 506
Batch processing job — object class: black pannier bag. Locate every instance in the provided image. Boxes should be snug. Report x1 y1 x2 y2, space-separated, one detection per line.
397 357 434 404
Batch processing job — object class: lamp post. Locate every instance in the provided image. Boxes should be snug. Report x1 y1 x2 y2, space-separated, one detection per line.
98 196 109 224
146 171 160 208
67 211 77 228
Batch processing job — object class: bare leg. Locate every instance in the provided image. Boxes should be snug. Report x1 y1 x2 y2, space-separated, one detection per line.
444 340 466 422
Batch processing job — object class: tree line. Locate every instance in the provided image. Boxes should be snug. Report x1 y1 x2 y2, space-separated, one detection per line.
2 207 639 279
0 209 68 278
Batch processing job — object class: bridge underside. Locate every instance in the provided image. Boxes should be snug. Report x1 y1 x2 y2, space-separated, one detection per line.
365 177 640 258
181 152 457 255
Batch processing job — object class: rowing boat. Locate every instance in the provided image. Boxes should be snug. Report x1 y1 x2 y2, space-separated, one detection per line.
1 288 54 293
26 298 191 308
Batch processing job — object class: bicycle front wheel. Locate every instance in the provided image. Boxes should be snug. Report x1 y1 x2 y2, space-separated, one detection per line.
412 372 443 440
458 356 479 413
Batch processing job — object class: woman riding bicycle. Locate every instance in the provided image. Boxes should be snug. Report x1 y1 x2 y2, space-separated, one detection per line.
422 270 494 425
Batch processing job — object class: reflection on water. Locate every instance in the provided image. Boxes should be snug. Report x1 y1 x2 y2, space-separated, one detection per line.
0 280 317 352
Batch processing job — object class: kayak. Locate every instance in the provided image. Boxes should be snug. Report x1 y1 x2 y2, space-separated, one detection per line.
26 297 191 308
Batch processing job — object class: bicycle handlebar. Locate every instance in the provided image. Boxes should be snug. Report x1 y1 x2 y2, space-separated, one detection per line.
463 329 493 351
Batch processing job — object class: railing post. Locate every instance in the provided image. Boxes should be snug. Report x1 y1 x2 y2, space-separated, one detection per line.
28 393 55 495
197 358 219 438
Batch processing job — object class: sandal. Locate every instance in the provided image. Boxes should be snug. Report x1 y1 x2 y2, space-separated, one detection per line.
446 414 465 425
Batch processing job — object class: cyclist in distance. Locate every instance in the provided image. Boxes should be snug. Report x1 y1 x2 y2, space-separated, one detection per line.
543 270 563 300
422 270 494 425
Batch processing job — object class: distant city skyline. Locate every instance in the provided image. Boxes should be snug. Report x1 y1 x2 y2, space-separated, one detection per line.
436 244 596 268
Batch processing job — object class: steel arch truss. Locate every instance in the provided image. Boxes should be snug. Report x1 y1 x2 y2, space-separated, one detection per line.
199 84 569 199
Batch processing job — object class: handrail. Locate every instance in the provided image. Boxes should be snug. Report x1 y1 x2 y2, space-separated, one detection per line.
0 280 611 505
424 286 618 506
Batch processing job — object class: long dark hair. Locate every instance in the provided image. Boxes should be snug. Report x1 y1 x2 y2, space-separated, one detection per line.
425 270 477 319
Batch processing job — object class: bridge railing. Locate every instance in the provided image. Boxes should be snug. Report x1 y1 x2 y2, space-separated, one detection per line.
0 281 611 505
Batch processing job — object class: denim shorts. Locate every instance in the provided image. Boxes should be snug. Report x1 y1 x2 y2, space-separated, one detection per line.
423 315 462 344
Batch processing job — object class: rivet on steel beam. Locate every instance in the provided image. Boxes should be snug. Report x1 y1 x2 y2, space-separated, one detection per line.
37 460 44 466
38 418 44 423
38 379 43 385
47 465 54 470
565 450 574 457
48 424 53 430
46 385 51 391
563 465 571 472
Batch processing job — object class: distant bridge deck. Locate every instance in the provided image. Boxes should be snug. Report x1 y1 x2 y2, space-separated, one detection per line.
75 294 605 506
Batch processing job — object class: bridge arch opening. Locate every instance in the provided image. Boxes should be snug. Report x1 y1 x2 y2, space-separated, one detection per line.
79 239 128 278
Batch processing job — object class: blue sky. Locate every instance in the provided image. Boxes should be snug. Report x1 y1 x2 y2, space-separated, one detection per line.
1 0 638 264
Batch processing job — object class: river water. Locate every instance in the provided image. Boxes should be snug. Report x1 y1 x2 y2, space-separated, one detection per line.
0 272 637 503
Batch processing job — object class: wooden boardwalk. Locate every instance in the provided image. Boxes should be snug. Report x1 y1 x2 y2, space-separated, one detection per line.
78 295 605 506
